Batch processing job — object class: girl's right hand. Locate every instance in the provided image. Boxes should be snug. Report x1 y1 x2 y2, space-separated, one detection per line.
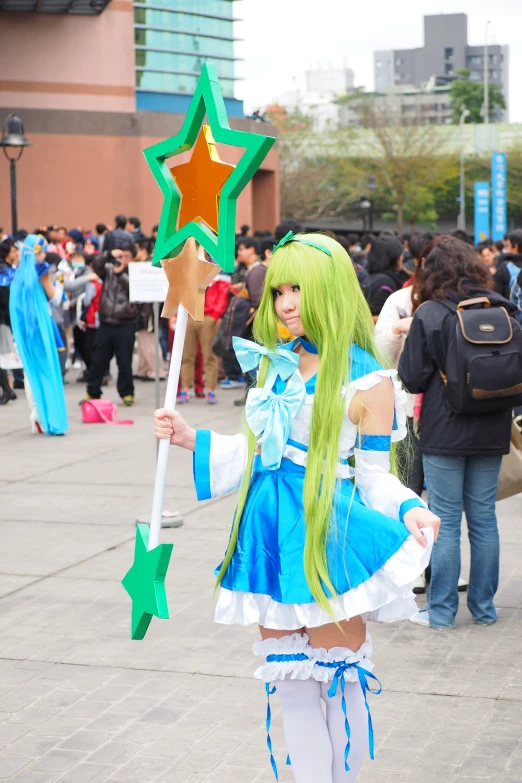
154 408 196 451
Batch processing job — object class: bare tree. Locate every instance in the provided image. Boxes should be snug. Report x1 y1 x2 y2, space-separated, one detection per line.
355 104 459 232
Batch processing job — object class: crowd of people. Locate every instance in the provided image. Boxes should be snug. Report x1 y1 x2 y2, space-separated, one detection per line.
1 219 521 623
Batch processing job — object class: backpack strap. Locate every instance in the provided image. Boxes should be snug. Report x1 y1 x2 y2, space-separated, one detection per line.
506 261 520 286
435 299 457 314
435 300 457 385
457 297 491 310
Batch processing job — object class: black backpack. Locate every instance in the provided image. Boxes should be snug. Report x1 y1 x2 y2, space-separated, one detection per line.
439 297 522 414
211 294 256 358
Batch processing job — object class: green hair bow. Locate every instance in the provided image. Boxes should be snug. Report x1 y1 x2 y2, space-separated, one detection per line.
272 231 333 258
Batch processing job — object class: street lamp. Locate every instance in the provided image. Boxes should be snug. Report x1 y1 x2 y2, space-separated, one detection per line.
0 114 31 238
359 195 372 232
484 21 491 127
458 108 470 231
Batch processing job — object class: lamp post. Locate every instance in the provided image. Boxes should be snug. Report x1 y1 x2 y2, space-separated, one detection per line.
359 195 372 233
0 114 31 238
367 175 376 232
484 20 491 127
458 108 470 231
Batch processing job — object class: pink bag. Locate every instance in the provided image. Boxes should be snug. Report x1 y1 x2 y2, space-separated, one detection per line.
81 399 133 425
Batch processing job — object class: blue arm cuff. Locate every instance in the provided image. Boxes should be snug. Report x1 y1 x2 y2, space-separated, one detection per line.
399 497 427 524
192 429 212 501
354 434 391 451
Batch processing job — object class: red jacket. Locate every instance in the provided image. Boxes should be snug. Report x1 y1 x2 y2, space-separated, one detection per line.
205 274 231 320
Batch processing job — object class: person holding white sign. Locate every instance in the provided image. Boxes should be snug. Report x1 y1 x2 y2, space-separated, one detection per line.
134 240 166 381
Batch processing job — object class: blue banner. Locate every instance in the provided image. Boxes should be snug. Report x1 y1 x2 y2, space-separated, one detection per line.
491 153 507 241
474 181 490 244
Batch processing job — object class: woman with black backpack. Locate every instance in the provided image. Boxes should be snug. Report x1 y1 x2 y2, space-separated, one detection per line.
399 236 521 630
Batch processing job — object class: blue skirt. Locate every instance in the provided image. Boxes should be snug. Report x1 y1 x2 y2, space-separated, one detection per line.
218 457 411 605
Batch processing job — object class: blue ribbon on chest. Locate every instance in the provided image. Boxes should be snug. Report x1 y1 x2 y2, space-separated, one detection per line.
232 337 305 471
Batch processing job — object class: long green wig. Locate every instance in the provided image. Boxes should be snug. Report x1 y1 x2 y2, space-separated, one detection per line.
216 234 390 614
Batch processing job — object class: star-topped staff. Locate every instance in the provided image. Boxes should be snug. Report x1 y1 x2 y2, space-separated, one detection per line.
143 62 275 273
122 64 275 640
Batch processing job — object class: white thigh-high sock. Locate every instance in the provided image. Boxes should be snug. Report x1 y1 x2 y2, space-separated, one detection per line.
320 679 369 782
276 678 333 783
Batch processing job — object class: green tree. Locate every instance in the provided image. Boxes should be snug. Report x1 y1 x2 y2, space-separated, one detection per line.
450 69 506 124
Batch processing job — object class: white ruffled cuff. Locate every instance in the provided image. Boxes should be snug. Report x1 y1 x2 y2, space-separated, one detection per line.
253 633 316 681
252 633 374 683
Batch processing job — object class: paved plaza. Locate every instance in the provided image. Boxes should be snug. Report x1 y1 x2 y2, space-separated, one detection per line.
0 374 521 783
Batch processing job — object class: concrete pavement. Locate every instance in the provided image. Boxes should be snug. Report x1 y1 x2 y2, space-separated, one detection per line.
0 371 521 782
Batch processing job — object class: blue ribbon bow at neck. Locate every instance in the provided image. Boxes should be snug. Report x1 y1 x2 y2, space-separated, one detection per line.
232 336 300 381
246 371 305 470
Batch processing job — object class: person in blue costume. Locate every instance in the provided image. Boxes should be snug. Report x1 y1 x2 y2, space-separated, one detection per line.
154 233 440 783
8 234 68 435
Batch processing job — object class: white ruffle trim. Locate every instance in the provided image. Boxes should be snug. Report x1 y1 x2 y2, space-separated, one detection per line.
252 633 315 681
344 369 407 443
214 528 433 630
252 633 374 683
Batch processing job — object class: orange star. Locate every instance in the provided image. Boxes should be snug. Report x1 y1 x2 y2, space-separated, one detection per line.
161 237 219 322
169 125 234 235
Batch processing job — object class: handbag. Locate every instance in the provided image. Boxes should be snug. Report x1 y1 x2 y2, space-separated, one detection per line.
81 399 133 425
496 415 522 501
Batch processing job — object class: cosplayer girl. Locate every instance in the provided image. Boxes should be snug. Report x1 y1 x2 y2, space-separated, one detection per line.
154 233 440 783
9 234 68 435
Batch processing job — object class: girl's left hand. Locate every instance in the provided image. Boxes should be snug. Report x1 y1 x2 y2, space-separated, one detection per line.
403 507 440 547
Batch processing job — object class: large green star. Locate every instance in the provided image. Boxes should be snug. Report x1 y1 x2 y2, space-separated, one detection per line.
121 524 173 640
143 62 276 273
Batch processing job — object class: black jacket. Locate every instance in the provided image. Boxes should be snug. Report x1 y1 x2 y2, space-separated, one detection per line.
103 227 134 254
398 288 513 457
91 254 137 326
494 252 522 300
0 260 13 327
364 269 409 316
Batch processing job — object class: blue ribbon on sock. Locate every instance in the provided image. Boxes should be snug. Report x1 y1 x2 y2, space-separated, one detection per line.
265 683 279 780
317 660 382 771
262 653 381 779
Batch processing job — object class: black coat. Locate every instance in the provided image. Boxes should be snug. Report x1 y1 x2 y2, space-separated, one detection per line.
364 269 409 316
398 288 514 457
91 254 137 326
494 252 522 300
0 260 13 327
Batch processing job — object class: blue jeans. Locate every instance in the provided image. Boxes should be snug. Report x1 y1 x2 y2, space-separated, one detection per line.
422 453 502 629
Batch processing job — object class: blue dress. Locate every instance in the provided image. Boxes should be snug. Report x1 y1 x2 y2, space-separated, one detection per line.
193 337 432 629
8 247 68 435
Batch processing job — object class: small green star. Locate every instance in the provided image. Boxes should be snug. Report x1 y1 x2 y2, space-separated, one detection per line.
122 524 173 640
143 62 276 273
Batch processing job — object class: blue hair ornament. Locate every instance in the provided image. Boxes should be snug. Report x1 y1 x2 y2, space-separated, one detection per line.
272 231 333 258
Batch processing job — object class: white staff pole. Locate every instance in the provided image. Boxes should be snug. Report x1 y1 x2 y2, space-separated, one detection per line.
148 304 188 550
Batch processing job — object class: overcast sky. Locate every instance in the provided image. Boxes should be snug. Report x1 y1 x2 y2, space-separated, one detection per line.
234 0 521 122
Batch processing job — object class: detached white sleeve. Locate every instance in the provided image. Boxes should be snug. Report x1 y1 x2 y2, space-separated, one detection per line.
354 447 426 522
192 429 248 500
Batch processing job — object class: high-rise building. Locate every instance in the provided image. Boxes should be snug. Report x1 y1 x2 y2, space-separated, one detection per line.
374 13 509 121
0 0 279 234
134 0 242 115
278 63 355 131
305 63 354 96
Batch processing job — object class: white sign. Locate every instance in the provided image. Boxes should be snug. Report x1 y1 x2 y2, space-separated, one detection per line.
128 262 169 303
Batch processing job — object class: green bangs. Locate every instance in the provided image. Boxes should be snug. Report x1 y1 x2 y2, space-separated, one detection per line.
254 234 360 351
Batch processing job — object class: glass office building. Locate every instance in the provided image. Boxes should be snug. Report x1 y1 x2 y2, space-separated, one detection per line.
134 0 243 115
